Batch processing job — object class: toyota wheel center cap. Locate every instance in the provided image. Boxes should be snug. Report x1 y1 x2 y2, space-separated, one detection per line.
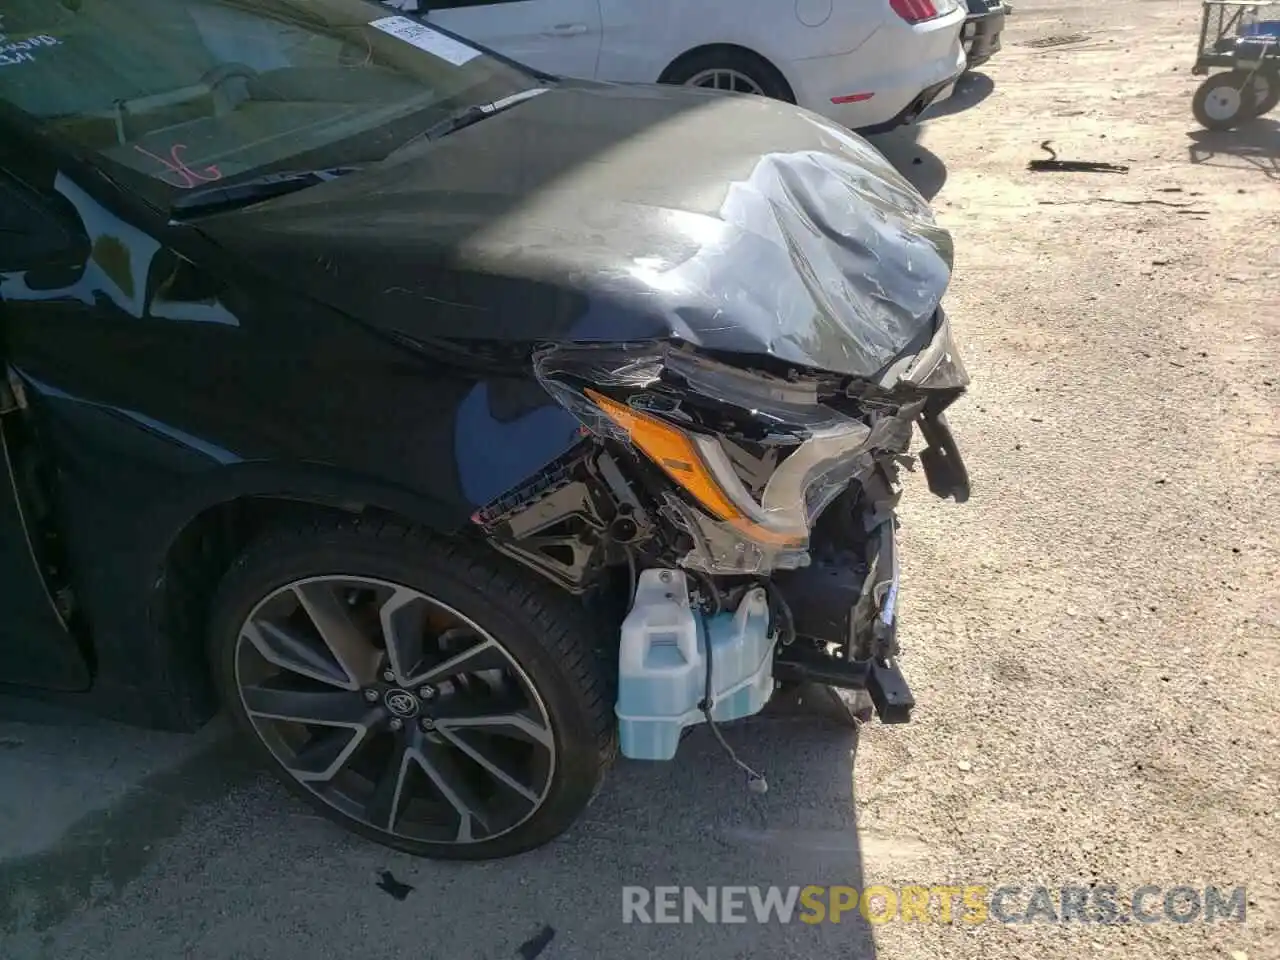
383 689 421 718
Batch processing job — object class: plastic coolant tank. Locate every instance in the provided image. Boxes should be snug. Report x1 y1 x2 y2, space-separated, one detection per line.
616 569 776 761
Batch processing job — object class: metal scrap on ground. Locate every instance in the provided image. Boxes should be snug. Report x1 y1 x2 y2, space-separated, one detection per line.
1028 140 1131 173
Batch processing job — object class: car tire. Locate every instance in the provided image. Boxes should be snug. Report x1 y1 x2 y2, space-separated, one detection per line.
207 517 616 860
1192 71 1253 130
660 48 794 102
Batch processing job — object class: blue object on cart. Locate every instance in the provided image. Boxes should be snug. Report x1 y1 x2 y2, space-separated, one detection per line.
1236 38 1276 65
1240 20 1280 38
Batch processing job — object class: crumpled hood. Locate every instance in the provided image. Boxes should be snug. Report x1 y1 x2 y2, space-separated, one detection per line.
198 80 952 379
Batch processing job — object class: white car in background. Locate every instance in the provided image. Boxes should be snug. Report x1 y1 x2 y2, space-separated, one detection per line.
382 0 967 132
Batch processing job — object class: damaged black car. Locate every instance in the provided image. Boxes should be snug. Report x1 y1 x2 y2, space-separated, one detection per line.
0 0 969 859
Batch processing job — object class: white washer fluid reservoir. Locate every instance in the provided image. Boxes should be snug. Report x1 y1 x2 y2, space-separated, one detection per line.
616 569 776 761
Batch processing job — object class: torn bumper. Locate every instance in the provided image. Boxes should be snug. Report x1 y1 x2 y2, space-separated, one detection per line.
770 407 969 723
773 517 915 722
774 645 917 724
919 410 971 502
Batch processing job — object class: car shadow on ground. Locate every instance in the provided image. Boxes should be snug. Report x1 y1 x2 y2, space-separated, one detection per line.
921 71 996 122
1186 117 1280 180
866 125 949 200
863 73 988 201
0 687 876 960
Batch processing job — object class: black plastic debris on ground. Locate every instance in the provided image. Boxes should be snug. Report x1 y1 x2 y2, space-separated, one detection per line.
1028 140 1130 173
376 870 415 901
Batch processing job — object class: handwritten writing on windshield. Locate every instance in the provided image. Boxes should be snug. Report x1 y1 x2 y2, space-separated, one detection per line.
0 32 60 68
133 144 223 189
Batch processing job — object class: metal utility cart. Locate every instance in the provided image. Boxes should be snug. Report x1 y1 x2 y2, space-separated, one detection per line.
1191 0 1280 129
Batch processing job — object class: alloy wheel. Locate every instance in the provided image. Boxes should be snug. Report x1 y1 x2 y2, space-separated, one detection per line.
233 575 556 845
685 68 766 95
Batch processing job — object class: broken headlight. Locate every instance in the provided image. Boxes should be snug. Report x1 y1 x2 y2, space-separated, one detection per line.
534 344 900 575
878 311 970 394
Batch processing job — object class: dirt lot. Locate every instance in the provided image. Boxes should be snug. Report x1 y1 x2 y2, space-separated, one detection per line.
856 0 1280 957
2 1 1277 958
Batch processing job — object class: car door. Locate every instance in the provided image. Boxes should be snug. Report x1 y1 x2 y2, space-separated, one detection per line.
595 0 680 83
410 0 604 79
0 173 92 692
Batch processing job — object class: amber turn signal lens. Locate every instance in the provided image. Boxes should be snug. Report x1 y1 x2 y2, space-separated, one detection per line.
584 389 805 548
585 389 744 522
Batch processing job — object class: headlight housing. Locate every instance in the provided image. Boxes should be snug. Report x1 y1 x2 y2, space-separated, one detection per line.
535 344 910 575
875 311 970 393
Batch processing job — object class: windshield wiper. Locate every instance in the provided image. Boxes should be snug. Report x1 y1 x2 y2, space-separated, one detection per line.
169 166 362 218
391 87 548 155
170 89 546 216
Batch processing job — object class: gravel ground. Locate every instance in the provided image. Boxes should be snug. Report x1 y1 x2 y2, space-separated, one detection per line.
2 1 1277 958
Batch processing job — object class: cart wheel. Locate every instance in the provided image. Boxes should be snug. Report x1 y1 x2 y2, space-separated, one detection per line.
1249 72 1280 117
1193 71 1253 130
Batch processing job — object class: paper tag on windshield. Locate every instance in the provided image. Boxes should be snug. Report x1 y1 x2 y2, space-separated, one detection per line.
369 16 480 66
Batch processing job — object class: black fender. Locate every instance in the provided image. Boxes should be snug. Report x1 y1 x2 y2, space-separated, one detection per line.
75 459 465 731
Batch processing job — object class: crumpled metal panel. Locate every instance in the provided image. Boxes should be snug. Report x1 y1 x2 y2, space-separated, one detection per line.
198 81 952 380
627 131 954 379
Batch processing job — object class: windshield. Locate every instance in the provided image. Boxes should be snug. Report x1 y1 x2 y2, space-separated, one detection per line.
0 0 539 206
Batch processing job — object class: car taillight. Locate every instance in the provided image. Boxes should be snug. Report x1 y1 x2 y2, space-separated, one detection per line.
890 0 939 22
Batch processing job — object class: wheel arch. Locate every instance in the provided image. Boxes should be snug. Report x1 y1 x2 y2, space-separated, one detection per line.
657 43 797 103
135 463 469 729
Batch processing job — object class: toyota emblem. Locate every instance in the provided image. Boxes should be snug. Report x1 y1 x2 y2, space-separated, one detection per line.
384 689 420 718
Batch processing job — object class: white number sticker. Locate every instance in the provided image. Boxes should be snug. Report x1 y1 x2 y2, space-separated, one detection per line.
368 15 480 66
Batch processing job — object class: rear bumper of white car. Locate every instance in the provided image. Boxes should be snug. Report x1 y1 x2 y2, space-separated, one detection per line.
785 8 966 131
